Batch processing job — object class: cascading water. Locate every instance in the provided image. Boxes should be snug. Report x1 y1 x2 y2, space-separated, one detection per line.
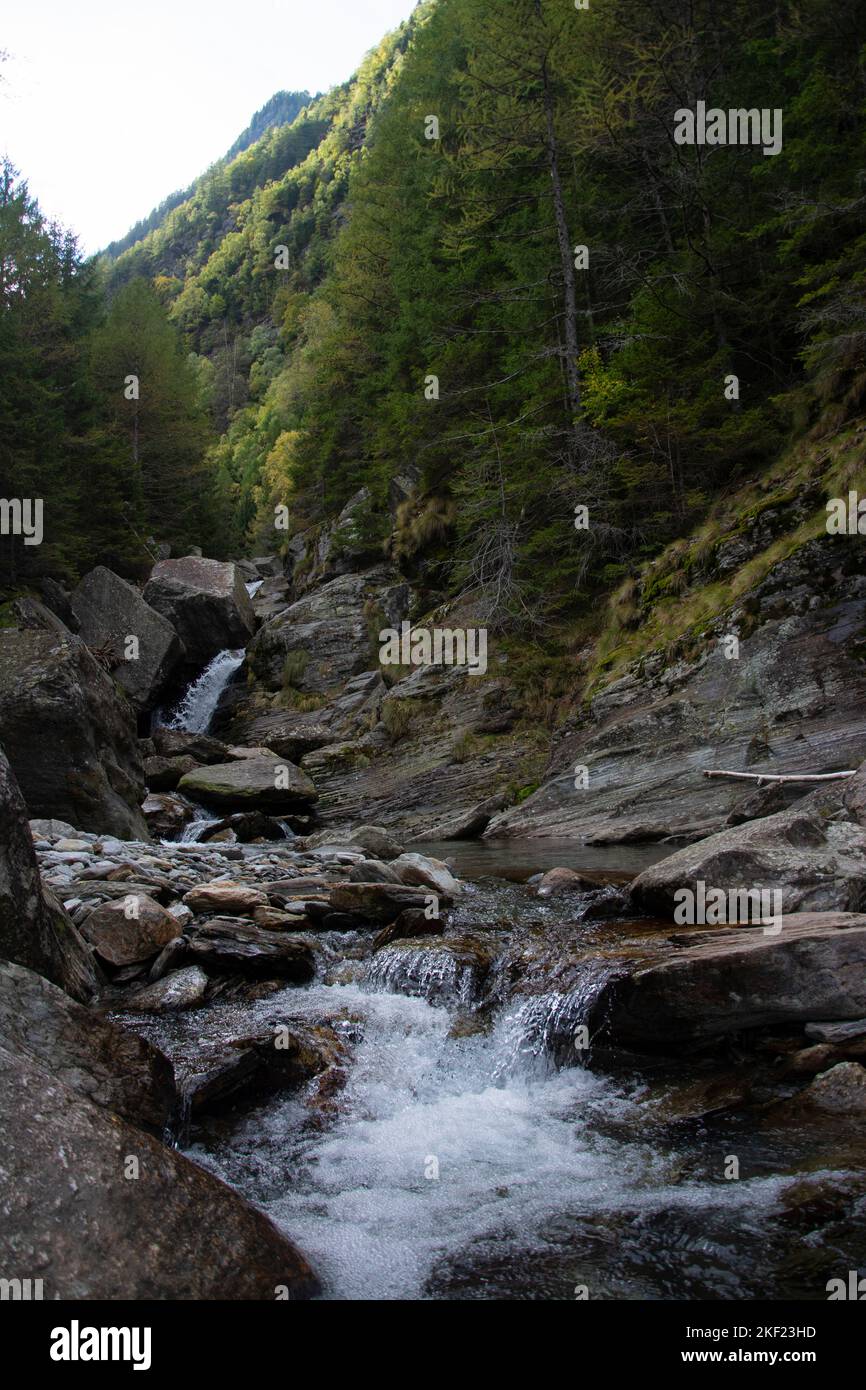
181 976 791 1302
157 648 245 734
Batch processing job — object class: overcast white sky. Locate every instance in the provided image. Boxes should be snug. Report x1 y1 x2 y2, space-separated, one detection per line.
1 0 419 254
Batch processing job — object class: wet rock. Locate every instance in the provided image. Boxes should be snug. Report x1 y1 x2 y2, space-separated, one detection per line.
183 882 269 915
178 756 317 810
372 907 447 952
601 912 866 1045
186 1022 347 1114
391 851 460 896
630 790 866 918
143 557 256 670
197 811 288 843
1 750 100 1003
329 881 443 924
70 566 184 711
148 934 189 981
185 919 315 980
798 1061 866 1113
0 959 173 1129
0 626 148 839
534 867 598 898
0 1043 319 1299
121 966 209 1014
79 894 181 967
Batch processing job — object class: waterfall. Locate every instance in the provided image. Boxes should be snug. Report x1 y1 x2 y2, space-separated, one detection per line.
157 648 245 735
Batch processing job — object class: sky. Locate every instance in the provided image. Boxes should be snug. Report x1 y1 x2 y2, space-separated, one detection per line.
0 0 419 254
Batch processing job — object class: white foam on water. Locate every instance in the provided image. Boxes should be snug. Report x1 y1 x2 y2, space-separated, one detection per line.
185 981 786 1301
159 647 244 734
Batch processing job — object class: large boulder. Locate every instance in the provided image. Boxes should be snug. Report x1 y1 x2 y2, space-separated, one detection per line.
70 566 184 711
630 786 866 918
0 1043 319 1299
0 627 148 839
143 557 255 670
600 913 866 1045
178 756 317 810
247 569 408 693
0 959 173 1130
0 747 100 1002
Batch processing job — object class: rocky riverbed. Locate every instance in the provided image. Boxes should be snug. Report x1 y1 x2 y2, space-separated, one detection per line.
3 541 866 1300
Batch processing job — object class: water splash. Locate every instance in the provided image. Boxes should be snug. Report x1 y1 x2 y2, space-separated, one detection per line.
159 648 244 734
366 945 482 1007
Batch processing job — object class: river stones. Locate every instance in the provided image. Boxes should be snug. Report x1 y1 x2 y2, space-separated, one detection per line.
70 566 184 711
0 1043 319 1299
183 882 269 914
185 919 316 980
0 749 100 1003
391 852 460 896
141 792 196 838
797 1061 866 1113
0 959 174 1129
143 556 256 670
534 867 599 897
348 858 403 885
329 882 444 924
178 756 317 810
79 894 181 967
0 626 148 839
121 965 209 1014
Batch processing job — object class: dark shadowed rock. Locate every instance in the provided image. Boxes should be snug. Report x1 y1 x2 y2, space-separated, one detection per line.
329 882 443 924
600 913 866 1045
0 627 148 839
186 919 316 980
142 791 195 838
0 959 173 1129
144 557 255 669
186 1022 347 1114
144 754 200 790
121 965 209 1014
0 748 100 1002
70 566 184 711
0 1044 319 1299
151 726 233 763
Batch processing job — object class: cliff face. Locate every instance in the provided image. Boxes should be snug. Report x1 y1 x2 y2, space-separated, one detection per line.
490 537 866 843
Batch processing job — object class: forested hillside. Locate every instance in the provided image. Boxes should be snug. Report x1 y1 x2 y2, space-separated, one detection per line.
114 0 866 623
4 0 865 687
